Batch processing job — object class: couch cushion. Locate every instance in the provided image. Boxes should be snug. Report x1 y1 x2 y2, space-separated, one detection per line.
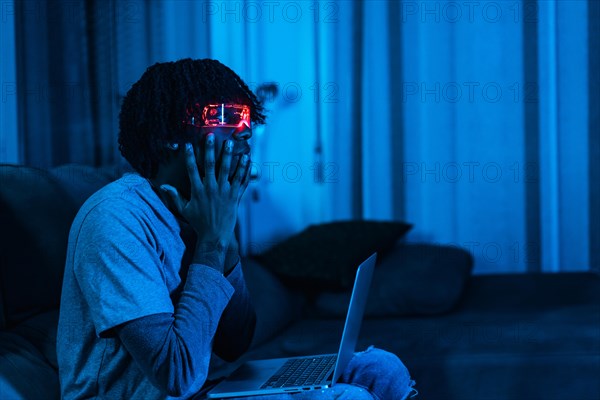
0 165 118 329
9 310 59 370
252 220 412 291
308 244 473 317
0 166 76 328
0 310 59 399
48 164 121 208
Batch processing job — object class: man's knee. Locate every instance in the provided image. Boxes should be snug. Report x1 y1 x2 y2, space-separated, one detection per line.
352 347 409 381
342 346 415 400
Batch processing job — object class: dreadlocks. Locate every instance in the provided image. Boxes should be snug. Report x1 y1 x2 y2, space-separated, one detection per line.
118 58 266 178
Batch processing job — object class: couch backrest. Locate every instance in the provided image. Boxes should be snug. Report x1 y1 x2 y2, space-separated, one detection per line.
0 164 120 329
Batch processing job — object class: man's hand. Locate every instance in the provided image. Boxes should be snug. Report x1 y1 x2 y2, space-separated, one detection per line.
161 134 251 273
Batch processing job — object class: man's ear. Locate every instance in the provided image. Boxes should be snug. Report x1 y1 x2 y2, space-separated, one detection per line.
159 142 184 168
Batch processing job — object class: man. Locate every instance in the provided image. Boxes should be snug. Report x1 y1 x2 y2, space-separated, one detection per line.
57 58 416 399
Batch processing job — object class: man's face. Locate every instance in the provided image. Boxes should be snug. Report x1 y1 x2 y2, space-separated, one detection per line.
197 103 252 180
167 103 252 200
194 125 252 181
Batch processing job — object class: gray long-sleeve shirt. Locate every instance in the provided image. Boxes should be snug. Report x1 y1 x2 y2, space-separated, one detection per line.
57 172 255 399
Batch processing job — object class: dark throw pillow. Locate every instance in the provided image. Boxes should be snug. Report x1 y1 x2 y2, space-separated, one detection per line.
251 220 412 291
309 243 474 317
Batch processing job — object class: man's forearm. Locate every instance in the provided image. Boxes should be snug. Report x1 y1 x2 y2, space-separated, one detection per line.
193 232 240 274
193 241 228 273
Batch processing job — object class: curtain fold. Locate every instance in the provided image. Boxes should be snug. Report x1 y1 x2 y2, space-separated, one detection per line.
523 0 541 273
15 0 95 167
589 0 600 274
538 0 590 272
1 0 19 164
84 0 120 167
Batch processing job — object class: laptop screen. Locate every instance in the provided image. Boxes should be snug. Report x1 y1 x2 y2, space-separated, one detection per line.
331 253 377 384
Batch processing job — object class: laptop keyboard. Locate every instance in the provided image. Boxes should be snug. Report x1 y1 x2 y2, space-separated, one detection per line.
260 355 337 389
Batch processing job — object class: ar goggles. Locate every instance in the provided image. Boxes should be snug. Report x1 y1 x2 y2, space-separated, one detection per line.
183 103 251 131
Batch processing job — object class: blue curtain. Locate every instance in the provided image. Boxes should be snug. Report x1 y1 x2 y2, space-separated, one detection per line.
13 0 96 166
9 0 599 274
589 0 600 274
1 0 19 163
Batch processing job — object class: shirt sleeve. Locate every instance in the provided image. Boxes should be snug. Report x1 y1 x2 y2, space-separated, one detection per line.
116 264 235 397
212 261 257 361
73 199 176 337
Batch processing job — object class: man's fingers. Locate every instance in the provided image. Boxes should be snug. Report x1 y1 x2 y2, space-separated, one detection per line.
160 184 185 214
195 141 204 179
218 140 233 186
184 143 202 193
204 133 217 188
241 161 251 190
238 162 251 203
232 154 250 198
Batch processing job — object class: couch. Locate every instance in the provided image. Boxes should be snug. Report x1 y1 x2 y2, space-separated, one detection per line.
0 164 599 399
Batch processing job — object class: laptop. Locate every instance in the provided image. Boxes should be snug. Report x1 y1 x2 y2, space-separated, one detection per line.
207 252 377 398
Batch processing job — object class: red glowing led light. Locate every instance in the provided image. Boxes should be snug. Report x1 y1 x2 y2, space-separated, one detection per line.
183 103 251 129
